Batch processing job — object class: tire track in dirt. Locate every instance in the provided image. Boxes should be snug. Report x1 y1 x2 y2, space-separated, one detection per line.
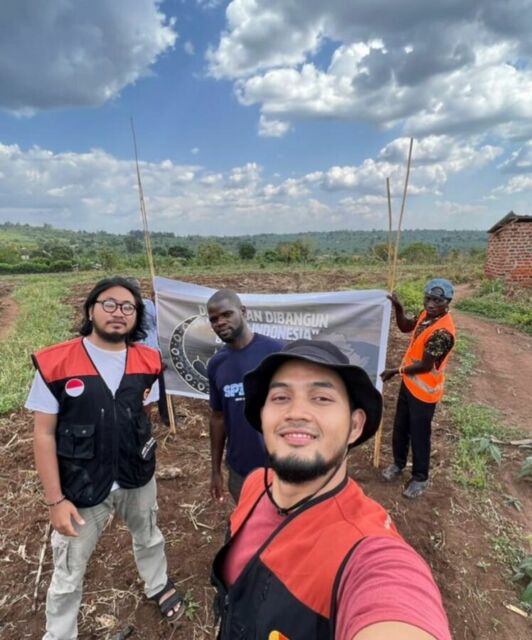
453 309 532 435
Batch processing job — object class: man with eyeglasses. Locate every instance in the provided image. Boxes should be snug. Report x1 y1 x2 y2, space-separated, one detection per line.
380 279 456 498
26 276 183 639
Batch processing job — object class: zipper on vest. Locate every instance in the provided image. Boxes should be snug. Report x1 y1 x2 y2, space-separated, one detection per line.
112 393 119 480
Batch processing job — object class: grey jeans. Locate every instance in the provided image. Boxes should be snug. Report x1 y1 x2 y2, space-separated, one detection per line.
43 477 167 640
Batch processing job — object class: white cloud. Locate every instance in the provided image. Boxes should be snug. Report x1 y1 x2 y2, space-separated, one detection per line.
379 136 503 172
492 175 532 195
498 141 532 173
434 200 488 217
191 147 200 155
207 0 532 139
227 162 262 186
0 0 177 113
0 139 518 235
184 41 195 56
196 0 224 9
258 115 291 138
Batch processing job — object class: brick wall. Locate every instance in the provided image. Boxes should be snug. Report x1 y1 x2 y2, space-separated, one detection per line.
485 221 532 286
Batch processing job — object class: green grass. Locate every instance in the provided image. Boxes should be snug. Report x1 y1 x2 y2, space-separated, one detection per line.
450 404 505 489
456 279 532 334
0 274 81 413
443 335 517 489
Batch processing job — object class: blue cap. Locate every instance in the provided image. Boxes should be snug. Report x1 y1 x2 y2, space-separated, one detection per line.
424 278 454 300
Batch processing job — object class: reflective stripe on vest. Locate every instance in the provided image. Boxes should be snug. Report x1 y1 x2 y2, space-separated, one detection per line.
401 311 456 403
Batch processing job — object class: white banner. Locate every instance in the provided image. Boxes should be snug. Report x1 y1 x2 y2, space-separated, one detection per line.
154 276 391 399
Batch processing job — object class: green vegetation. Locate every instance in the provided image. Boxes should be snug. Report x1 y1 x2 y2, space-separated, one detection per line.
444 336 511 489
399 241 439 263
445 335 529 605
0 221 488 275
394 279 426 314
237 241 256 260
450 403 504 489
519 456 532 480
513 556 532 606
182 590 201 621
0 275 83 413
456 279 532 334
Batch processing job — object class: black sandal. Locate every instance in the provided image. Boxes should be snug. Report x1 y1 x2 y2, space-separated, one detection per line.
149 579 185 622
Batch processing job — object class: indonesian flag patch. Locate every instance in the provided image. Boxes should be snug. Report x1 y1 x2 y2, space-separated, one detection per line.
65 378 85 398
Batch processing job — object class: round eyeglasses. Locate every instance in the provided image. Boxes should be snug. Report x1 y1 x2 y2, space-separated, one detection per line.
95 299 137 316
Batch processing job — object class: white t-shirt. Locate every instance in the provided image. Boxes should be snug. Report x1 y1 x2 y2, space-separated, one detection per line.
25 338 159 413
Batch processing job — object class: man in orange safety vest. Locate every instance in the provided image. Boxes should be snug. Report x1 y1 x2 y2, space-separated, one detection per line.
381 279 456 498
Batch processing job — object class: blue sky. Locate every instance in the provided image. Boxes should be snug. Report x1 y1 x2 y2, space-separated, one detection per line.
1 0 531 235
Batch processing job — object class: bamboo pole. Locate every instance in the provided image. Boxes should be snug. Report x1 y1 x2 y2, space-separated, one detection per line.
373 138 414 468
390 137 414 291
386 176 393 290
131 119 156 282
372 177 395 468
131 118 176 435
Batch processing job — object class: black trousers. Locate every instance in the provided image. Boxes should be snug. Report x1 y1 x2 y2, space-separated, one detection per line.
392 382 437 482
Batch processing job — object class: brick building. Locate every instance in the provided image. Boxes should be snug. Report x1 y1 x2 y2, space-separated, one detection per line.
485 211 532 286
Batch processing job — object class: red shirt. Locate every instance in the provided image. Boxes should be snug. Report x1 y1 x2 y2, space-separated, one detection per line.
223 493 451 640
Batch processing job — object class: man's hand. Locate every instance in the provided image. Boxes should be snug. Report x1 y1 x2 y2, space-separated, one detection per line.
50 499 85 537
380 368 398 382
210 471 225 503
387 292 402 308
387 292 417 333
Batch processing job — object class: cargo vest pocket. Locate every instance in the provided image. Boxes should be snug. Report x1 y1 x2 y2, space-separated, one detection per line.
56 423 95 460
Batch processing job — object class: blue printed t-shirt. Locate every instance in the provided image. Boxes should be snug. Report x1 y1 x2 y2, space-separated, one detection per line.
207 334 283 477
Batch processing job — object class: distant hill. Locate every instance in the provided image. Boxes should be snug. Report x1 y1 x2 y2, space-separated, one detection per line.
0 222 487 258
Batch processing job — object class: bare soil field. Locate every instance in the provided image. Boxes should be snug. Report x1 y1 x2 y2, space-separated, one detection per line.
0 271 530 639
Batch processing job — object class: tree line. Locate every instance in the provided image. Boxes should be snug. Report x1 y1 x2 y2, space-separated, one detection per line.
0 222 487 274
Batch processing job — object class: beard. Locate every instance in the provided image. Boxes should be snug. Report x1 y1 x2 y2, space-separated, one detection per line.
92 322 130 344
268 446 346 485
219 321 245 344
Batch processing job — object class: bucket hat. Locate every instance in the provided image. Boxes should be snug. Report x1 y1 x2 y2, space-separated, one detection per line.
243 339 382 448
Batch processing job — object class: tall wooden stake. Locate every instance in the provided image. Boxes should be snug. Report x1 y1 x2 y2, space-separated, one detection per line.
386 176 393 290
390 137 414 291
373 138 415 468
131 118 176 435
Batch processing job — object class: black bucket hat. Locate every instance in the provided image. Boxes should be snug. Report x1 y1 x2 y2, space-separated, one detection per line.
243 339 382 448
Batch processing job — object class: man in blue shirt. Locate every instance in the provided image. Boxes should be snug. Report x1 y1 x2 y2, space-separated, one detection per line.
207 289 282 503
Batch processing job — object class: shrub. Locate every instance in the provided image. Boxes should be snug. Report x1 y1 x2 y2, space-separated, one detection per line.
238 242 256 261
400 242 439 263
168 245 194 260
195 241 230 266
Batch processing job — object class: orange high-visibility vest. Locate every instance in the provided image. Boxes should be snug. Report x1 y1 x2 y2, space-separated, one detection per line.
401 311 456 403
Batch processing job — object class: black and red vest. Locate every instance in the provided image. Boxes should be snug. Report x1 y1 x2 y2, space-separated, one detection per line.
32 337 161 508
212 469 402 639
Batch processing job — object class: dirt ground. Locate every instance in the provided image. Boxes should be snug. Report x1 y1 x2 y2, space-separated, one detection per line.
0 271 530 639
